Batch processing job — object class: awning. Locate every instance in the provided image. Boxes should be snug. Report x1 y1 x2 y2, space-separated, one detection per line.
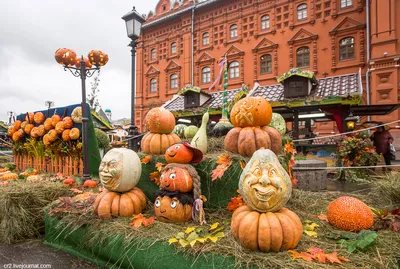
351 104 400 116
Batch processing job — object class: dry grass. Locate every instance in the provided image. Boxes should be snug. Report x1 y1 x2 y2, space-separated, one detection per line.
373 171 400 207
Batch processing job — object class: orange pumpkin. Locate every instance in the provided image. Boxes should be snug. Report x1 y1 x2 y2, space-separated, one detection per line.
154 190 193 223
94 188 147 219
83 180 97 188
30 127 39 138
51 115 61 127
75 57 93 69
231 205 303 252
160 165 193 193
34 112 45 124
25 112 34 123
44 118 53 131
69 128 80 140
54 48 69 65
43 134 51 146
88 50 109 66
55 121 66 134
62 129 71 141
327 196 374 232
62 117 73 128
145 107 176 134
12 132 21 142
37 125 45 137
165 143 194 164
230 97 273 128
47 129 58 142
20 121 28 130
141 132 181 155
1 173 18 181
13 120 22 131
8 127 15 136
24 124 34 135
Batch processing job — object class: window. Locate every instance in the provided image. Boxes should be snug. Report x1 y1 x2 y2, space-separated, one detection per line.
260 54 272 74
170 74 178 89
340 0 352 8
202 32 209 46
261 15 270 30
229 61 240 79
151 49 156 60
171 43 177 54
230 24 238 39
150 78 157 93
339 37 355 60
296 47 310 67
202 67 211 84
297 4 307 20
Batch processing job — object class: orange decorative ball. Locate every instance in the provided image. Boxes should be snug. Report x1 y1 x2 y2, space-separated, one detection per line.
327 196 374 232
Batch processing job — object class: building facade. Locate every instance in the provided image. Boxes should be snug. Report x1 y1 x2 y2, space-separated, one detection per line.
135 0 400 138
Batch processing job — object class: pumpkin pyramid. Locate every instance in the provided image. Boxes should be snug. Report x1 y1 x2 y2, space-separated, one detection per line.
224 97 282 157
94 148 147 219
231 149 302 252
141 107 181 155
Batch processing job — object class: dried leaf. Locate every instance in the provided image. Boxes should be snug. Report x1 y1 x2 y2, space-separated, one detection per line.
307 247 325 255
227 195 245 211
186 231 199 242
175 232 185 239
185 227 196 234
129 214 155 228
141 155 151 164
168 238 178 244
149 171 161 186
304 221 319 237
211 164 228 181
324 252 342 264
178 239 189 248
304 230 318 237
216 154 232 165
288 250 313 262
209 222 219 230
155 162 166 172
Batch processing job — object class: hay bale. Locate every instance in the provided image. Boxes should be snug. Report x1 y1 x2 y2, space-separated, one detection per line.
374 172 400 206
0 181 71 244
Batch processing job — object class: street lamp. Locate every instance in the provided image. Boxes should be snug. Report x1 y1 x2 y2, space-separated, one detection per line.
122 6 145 151
345 111 358 131
55 48 108 180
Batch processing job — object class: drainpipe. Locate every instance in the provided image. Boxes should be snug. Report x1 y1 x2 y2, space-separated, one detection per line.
191 5 195 86
366 0 371 121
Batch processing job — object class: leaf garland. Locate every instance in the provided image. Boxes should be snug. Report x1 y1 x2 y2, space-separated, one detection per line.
288 247 349 264
211 154 232 181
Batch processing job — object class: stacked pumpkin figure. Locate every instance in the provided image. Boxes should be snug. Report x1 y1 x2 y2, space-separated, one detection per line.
231 149 303 252
94 148 147 219
224 97 282 157
141 107 181 155
153 143 206 224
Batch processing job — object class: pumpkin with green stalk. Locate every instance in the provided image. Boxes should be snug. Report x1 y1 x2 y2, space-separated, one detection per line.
190 111 209 154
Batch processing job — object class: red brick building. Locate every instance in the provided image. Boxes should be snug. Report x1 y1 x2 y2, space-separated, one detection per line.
134 0 399 142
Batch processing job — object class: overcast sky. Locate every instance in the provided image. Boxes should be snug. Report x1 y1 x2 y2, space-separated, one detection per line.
0 0 159 123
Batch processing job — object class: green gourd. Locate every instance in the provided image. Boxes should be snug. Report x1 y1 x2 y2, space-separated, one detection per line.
191 112 209 154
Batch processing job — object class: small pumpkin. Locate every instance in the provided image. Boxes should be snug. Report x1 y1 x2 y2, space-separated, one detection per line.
94 188 147 219
51 114 61 127
88 50 109 66
154 189 193 223
160 164 194 193
8 126 15 136
69 128 80 140
47 129 59 142
13 120 22 131
75 57 93 69
165 143 194 164
54 48 69 65
145 107 176 134
43 134 51 146
231 205 302 252
55 121 66 134
37 125 45 137
44 118 53 131
24 124 34 135
239 149 292 213
34 112 45 124
141 132 181 155
1 173 18 181
25 112 34 123
62 129 71 141
63 177 75 186
71 107 82 123
30 127 39 138
20 121 28 130
83 180 97 188
327 196 374 232
12 132 21 142
230 97 272 128
0 168 9 173
63 116 73 128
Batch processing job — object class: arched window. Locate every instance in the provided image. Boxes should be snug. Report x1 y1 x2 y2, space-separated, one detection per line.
229 61 240 79
261 15 270 30
150 78 157 93
340 0 352 8
171 42 177 54
260 54 272 74
202 32 209 46
230 24 238 39
170 74 178 89
202 67 211 84
296 46 310 67
339 37 355 60
297 4 307 20
151 49 156 60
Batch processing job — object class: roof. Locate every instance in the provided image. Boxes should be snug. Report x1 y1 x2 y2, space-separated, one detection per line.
105 109 111 113
91 111 114 130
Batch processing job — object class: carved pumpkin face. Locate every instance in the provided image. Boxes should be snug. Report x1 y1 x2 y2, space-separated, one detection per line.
165 144 194 164
160 166 193 193
239 149 292 213
154 195 192 223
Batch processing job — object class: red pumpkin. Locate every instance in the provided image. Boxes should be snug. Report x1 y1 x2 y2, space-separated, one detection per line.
160 165 193 193
165 143 194 164
145 107 176 134
37 125 45 137
83 180 97 188
63 177 75 186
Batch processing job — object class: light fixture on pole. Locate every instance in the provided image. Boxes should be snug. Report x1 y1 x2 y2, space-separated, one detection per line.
55 48 109 181
122 6 145 151
345 111 358 131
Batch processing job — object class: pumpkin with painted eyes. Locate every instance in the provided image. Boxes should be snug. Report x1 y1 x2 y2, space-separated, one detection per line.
165 143 193 164
154 189 193 223
160 164 193 193
99 148 141 192
239 149 292 213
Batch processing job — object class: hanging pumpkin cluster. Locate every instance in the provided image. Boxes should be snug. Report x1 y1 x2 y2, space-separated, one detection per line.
231 149 302 252
94 148 147 219
154 143 206 224
141 107 181 155
88 50 109 66
54 48 77 66
224 97 282 157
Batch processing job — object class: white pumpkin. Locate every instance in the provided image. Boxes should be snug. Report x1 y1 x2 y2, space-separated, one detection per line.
99 148 142 192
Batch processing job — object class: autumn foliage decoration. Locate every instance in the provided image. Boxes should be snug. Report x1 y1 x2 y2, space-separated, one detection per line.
289 247 349 264
282 141 298 187
211 154 232 181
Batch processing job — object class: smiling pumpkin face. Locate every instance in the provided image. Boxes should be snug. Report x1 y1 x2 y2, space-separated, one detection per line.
239 149 292 212
160 166 193 193
154 195 193 223
165 143 194 164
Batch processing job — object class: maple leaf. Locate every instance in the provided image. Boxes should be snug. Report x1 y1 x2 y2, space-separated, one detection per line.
227 195 245 211
155 162 166 172
211 164 228 181
129 214 155 228
149 171 161 186
141 155 151 165
239 160 246 170
288 250 313 262
324 252 342 264
216 154 232 166
307 247 325 255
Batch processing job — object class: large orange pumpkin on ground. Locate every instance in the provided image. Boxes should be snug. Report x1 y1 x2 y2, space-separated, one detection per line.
160 164 193 193
231 205 302 252
93 188 147 219
327 196 374 232
145 107 176 134
230 97 273 128
141 133 181 155
34 112 45 124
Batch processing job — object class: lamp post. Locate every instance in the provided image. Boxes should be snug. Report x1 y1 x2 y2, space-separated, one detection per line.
55 49 108 180
122 6 145 151
345 111 358 132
